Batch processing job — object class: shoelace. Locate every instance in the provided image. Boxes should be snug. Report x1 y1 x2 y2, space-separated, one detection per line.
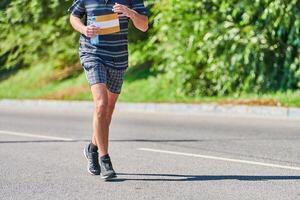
90 153 99 168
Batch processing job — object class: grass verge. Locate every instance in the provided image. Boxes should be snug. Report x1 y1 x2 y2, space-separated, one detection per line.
0 63 299 107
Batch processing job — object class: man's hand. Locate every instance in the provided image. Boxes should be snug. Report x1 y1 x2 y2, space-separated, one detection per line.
84 25 100 38
112 3 148 32
69 15 101 37
112 3 132 18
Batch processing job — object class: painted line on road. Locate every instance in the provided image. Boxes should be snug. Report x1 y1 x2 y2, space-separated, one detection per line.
138 148 300 171
0 130 74 141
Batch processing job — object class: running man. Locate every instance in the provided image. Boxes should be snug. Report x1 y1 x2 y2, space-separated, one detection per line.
68 0 148 179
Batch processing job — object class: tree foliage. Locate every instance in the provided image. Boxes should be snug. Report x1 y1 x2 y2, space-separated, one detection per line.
1 0 300 96
142 0 300 96
0 0 76 71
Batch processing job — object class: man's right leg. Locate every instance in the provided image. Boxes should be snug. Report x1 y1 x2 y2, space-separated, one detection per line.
90 83 109 157
92 89 119 152
83 83 108 176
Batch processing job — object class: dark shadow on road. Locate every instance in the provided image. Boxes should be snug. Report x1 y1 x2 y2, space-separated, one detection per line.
107 173 300 182
0 139 200 144
111 139 200 143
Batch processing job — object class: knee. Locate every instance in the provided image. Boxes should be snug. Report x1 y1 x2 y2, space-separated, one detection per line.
94 100 108 118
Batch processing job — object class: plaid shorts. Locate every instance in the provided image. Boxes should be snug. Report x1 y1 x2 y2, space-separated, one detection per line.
79 54 127 94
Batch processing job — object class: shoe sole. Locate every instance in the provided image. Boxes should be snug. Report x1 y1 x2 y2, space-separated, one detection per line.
101 172 117 180
83 148 100 176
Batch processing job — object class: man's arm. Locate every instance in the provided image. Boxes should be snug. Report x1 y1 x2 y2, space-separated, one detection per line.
69 15 100 37
112 3 149 32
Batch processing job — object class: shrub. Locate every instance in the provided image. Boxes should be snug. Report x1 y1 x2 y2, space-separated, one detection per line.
1 0 300 97
0 0 77 71
143 0 300 96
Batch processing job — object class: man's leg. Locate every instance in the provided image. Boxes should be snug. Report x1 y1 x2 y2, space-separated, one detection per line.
88 67 124 179
91 87 119 179
92 89 119 153
83 83 108 176
90 83 109 157
106 89 119 127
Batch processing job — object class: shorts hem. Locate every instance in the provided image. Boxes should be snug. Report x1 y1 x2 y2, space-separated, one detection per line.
89 81 106 87
88 82 122 94
108 89 121 94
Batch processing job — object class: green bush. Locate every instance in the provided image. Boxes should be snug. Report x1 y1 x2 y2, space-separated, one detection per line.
1 0 300 97
0 0 77 71
141 0 300 96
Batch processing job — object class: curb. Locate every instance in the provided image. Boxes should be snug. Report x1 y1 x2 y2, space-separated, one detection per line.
0 99 300 119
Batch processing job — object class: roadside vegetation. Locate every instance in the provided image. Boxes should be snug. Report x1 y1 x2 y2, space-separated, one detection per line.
1 0 299 107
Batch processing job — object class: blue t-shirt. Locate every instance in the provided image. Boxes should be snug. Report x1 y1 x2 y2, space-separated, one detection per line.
68 0 148 69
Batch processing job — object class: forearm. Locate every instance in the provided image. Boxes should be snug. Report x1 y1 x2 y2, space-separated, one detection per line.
69 15 86 35
128 9 148 32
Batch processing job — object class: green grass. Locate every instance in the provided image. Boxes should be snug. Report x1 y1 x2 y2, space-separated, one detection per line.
0 63 88 99
120 76 300 107
0 62 300 107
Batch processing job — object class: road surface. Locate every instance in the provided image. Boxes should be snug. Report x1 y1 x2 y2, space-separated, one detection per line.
0 104 299 200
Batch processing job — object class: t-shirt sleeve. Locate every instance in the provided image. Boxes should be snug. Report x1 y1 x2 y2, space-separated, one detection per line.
130 0 148 16
68 0 86 18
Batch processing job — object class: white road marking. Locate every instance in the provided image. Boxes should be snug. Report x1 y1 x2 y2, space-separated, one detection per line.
0 130 74 141
138 148 300 171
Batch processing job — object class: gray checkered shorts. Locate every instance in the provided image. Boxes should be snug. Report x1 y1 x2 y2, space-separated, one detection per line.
79 54 126 94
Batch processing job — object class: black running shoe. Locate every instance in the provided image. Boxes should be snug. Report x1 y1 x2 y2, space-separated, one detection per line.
100 154 117 180
83 144 100 175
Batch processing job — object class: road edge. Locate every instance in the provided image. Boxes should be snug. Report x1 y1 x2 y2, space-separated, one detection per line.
0 99 299 119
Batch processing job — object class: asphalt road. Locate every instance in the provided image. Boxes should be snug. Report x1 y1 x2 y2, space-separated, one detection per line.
0 104 299 200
